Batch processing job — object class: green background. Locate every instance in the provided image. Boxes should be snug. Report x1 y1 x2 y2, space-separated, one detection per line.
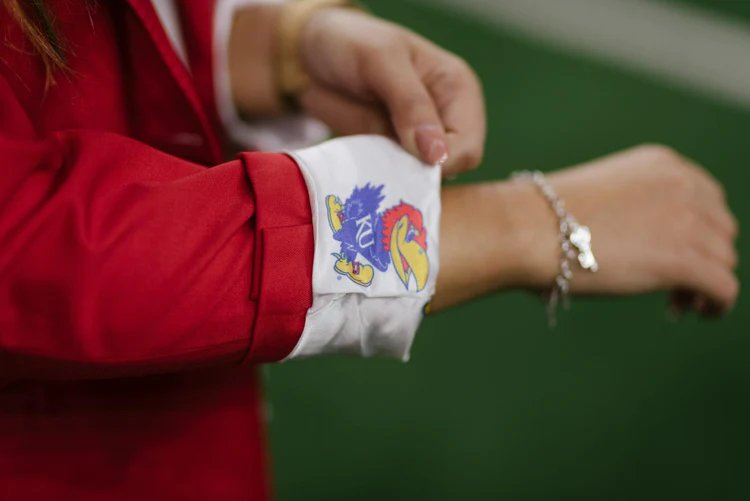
267 1 750 499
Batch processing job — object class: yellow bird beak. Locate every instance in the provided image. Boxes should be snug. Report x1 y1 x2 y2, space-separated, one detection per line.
389 215 429 291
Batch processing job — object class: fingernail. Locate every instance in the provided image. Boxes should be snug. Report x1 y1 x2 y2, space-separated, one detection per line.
415 125 448 166
435 152 449 168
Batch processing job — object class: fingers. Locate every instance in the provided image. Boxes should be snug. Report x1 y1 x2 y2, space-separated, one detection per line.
669 289 722 318
299 84 392 137
673 164 738 312
692 176 739 240
687 215 739 316
360 34 487 174
361 50 449 165
688 180 739 268
661 151 740 314
700 202 739 241
676 247 739 313
693 224 738 269
300 9 485 175
669 288 697 317
418 48 487 175
678 162 738 241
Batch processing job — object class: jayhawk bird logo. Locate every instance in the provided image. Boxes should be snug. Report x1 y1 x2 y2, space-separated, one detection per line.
325 184 429 291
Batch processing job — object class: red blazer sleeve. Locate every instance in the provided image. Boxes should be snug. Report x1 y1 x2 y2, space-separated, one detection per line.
0 77 312 380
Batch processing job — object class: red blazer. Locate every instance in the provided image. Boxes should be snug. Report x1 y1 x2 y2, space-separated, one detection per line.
0 1 313 499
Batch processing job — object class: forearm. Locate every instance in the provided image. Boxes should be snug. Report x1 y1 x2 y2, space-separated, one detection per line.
431 180 557 312
432 144 740 315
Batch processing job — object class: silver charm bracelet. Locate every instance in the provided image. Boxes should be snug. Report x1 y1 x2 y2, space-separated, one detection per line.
512 170 599 326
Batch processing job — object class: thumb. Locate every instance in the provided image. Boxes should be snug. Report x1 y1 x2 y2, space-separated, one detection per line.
366 55 448 165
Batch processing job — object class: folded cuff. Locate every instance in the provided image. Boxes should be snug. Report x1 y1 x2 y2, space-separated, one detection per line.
241 152 314 363
286 135 442 361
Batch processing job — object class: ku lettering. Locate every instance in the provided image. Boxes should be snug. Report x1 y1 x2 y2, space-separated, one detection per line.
325 184 429 291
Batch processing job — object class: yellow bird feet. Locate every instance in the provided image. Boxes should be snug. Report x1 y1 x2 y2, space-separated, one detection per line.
334 256 374 287
326 195 344 232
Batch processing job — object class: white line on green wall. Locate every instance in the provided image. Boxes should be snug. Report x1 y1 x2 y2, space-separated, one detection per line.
411 0 750 112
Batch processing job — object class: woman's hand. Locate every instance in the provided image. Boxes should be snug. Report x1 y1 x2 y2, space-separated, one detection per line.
546 145 739 313
433 145 739 314
298 8 486 176
229 5 486 177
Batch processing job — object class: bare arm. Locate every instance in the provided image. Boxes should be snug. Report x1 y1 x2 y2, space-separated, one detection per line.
227 8 738 317
229 4 485 175
432 145 739 314
432 181 548 311
229 5 284 117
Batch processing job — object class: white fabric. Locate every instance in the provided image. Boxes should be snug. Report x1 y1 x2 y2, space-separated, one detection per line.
151 0 188 65
152 0 327 150
153 2 442 360
289 136 442 361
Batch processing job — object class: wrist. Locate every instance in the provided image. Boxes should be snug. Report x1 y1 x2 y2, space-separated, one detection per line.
498 179 560 289
432 181 558 312
285 1 364 101
229 5 285 117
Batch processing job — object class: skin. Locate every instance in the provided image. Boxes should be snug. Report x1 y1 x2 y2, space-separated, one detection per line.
230 6 485 175
433 145 739 314
230 7 739 315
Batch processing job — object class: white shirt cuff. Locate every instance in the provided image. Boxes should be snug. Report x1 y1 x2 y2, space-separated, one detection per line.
213 0 329 151
287 135 442 361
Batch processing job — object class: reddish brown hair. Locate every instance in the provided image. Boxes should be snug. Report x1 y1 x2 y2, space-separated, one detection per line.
3 0 69 86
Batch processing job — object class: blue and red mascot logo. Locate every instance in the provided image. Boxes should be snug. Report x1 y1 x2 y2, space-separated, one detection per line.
325 184 429 291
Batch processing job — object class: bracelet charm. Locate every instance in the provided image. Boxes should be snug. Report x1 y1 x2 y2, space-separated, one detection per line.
569 222 598 271
512 170 599 326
